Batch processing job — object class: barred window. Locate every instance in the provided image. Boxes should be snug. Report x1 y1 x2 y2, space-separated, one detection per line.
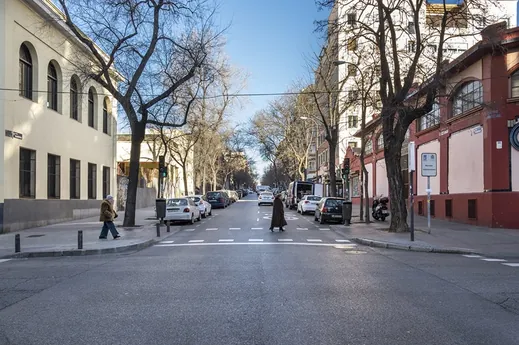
452 81 483 117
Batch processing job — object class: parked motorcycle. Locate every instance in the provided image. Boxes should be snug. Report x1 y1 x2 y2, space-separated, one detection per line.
372 195 390 221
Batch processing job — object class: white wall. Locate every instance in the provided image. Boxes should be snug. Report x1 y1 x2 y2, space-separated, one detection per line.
511 145 519 191
365 162 373 198
448 126 484 194
3 0 117 200
417 140 440 195
375 159 388 197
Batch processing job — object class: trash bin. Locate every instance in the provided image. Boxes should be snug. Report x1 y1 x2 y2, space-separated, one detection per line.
342 201 352 225
156 198 166 219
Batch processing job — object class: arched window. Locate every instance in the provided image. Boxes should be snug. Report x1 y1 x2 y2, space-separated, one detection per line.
365 137 373 155
103 98 110 134
19 44 33 99
47 63 58 110
452 80 483 117
376 134 384 150
70 77 79 120
511 70 519 98
88 88 95 128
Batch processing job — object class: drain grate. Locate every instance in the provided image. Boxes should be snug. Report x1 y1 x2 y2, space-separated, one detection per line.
27 234 45 238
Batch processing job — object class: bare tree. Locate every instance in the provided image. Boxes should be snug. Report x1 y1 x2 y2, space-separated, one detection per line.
316 0 508 231
57 0 221 226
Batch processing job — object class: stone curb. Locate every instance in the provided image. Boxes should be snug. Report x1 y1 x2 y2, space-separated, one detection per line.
351 238 479 255
0 227 181 259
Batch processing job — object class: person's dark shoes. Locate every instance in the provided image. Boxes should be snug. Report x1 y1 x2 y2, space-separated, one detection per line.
99 236 107 239
113 235 121 239
270 227 274 232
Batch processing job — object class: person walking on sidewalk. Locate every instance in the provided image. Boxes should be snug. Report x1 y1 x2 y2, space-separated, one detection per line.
270 193 287 232
99 195 120 239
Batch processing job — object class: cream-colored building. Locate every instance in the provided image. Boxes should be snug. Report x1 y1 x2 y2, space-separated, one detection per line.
0 0 118 233
116 132 195 207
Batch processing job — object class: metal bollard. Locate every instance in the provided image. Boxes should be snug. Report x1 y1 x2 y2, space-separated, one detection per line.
15 234 20 253
166 222 170 233
78 230 83 250
156 223 161 237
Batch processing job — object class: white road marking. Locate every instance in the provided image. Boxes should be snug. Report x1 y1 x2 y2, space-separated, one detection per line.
196 225 201 227
502 263 519 267
219 239 234 242
249 239 264 242
462 254 483 258
188 240 204 243
307 239 322 242
184 229 195 232
229 228 241 230
206 228 218 231
297 228 308 231
160 241 175 244
251 227 263 230
0 259 12 264
335 239 351 243
156 242 355 247
278 239 293 242
481 258 507 262
256 218 259 222
319 228 330 231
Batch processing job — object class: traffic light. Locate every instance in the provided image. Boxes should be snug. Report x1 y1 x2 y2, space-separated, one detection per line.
158 155 167 178
341 158 350 179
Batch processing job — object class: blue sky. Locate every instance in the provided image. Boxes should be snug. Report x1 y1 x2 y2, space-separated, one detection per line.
216 0 326 176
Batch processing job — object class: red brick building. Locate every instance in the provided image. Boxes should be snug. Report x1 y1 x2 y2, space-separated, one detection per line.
345 23 519 229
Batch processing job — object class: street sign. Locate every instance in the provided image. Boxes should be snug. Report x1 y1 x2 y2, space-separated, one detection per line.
421 153 437 177
408 142 416 171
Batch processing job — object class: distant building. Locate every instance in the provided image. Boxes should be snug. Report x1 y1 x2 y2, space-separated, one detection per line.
346 23 519 228
0 0 118 233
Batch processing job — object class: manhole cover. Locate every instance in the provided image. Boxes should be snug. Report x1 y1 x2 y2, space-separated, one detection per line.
27 234 45 238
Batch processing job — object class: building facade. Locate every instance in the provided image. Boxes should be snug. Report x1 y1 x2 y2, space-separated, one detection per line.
346 23 519 228
0 0 118 233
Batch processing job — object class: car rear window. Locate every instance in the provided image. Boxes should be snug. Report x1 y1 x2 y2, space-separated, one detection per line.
308 196 321 201
206 192 220 198
167 199 188 206
189 197 201 202
325 199 343 207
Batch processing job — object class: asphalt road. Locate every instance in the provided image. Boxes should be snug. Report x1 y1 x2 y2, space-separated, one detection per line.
1 194 519 345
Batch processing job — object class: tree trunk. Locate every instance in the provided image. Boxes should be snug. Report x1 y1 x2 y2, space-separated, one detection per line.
202 165 207 194
123 122 145 227
385 143 409 232
327 140 337 197
213 171 217 190
182 165 188 196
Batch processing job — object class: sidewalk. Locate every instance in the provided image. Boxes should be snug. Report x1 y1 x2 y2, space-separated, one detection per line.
334 205 519 257
0 207 168 259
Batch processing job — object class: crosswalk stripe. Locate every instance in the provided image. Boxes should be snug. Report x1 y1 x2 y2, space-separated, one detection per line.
249 239 263 242
335 239 351 243
319 228 330 231
160 241 175 244
188 240 204 243
219 239 234 242
462 254 482 258
502 263 519 267
251 227 263 230
184 229 195 232
0 259 12 264
307 239 322 242
278 239 293 242
229 228 241 230
206 228 218 231
481 258 507 262
297 228 308 231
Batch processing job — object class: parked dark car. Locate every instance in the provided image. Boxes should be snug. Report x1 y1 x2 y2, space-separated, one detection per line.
314 197 345 224
205 191 230 209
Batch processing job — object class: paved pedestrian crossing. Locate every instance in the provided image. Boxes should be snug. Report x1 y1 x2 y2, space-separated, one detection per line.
157 239 355 246
177 227 338 231
462 254 519 269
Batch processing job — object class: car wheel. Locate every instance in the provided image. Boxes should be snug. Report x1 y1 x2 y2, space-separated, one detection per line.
208 209 212 216
189 215 195 224
197 213 201 221
301 209 306 215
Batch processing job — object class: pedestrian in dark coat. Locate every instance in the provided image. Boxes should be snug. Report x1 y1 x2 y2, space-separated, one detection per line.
99 195 120 239
270 194 287 232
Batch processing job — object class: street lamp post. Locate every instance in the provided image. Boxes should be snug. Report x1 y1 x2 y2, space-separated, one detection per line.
300 116 320 183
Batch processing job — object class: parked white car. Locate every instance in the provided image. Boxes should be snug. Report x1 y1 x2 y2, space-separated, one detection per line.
164 197 201 224
297 195 322 214
258 192 274 206
188 195 212 218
